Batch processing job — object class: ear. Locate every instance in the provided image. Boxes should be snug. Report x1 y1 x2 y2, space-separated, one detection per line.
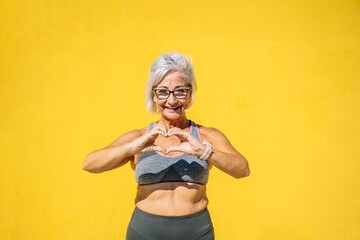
152 94 159 113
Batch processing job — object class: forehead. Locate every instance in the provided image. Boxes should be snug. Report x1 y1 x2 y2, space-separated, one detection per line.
156 71 187 88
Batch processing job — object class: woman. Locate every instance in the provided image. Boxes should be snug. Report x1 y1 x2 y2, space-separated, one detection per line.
82 52 250 240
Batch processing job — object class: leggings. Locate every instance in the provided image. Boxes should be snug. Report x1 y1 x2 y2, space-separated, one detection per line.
126 206 215 240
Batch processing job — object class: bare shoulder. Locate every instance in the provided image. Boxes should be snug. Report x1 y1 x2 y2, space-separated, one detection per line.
104 126 147 148
197 124 228 142
196 123 239 154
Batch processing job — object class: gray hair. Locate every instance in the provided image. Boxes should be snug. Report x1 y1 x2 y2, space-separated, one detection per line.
145 52 197 114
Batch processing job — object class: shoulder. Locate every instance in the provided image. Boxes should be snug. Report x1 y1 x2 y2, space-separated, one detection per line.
195 122 239 154
195 123 228 143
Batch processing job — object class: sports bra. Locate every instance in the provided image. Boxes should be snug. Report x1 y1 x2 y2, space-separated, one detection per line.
134 120 209 186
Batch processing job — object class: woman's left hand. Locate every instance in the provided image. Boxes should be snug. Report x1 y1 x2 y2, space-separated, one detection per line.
166 127 206 157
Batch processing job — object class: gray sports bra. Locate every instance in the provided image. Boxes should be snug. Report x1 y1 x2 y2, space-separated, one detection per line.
135 120 209 186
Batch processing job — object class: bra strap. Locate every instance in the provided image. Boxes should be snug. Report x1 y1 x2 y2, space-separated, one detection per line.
190 120 201 142
147 122 156 131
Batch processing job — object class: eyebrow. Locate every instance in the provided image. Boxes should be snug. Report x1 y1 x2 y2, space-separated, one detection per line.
156 85 187 89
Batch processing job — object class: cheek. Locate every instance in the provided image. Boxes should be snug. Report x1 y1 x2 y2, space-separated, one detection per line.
153 95 159 104
181 99 190 109
184 95 192 107
154 98 165 108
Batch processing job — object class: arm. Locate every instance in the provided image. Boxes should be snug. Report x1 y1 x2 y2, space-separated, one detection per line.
81 130 142 173
204 127 250 179
166 126 250 179
82 123 167 174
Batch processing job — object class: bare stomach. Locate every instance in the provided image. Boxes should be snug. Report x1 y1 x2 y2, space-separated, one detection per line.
135 181 209 216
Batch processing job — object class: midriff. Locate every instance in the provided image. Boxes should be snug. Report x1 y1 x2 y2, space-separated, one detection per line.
134 181 209 216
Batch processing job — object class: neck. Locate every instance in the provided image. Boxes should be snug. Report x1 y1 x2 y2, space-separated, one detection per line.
158 116 189 131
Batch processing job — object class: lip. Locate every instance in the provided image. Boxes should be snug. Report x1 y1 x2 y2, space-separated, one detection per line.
164 106 181 112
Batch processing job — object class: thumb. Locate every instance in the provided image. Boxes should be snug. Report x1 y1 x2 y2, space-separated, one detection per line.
166 146 182 154
141 145 165 154
154 146 166 154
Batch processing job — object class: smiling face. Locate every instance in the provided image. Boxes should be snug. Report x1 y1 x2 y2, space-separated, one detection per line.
153 70 191 120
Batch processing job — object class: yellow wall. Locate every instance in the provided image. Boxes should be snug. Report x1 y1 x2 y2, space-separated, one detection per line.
1 0 359 239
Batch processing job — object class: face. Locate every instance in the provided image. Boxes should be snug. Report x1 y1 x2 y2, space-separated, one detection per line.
153 71 191 120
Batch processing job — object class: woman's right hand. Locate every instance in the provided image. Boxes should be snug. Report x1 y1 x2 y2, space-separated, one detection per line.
128 123 167 155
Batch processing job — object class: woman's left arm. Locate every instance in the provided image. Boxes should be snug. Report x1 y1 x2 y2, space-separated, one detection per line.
203 127 250 179
167 126 250 179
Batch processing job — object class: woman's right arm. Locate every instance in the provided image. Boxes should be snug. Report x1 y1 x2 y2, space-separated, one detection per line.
82 124 167 173
81 130 143 173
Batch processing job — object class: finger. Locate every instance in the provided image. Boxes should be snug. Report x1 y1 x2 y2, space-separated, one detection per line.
152 127 167 136
167 129 191 140
141 145 165 154
169 129 201 145
136 130 165 147
168 127 182 132
167 127 184 134
156 123 166 129
166 146 183 154
166 143 191 154
146 129 167 140
154 123 167 134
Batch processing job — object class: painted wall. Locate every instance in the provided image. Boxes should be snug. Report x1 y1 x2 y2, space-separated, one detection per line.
1 0 359 239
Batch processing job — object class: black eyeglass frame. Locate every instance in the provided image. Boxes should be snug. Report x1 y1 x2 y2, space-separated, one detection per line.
153 87 190 100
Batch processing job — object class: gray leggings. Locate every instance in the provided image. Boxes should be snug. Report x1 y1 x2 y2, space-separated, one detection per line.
126 206 215 240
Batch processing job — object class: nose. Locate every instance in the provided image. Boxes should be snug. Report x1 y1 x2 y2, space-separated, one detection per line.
167 92 177 104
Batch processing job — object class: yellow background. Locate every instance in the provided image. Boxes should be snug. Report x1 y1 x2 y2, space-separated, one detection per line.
1 0 359 239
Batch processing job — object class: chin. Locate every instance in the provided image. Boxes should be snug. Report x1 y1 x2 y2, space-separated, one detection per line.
162 113 182 120
160 109 185 120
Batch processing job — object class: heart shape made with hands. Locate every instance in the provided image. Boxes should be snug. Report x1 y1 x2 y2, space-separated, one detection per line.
153 134 182 154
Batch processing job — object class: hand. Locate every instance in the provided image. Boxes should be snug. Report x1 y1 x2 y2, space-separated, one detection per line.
166 127 206 157
128 123 167 155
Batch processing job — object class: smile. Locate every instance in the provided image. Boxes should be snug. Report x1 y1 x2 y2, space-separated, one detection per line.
165 106 181 111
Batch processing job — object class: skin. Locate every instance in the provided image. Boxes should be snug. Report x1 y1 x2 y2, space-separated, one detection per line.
82 70 250 216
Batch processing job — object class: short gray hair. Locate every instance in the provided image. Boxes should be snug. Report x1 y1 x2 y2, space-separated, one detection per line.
145 52 197 114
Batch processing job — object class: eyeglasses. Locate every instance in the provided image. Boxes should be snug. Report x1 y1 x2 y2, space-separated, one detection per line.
153 87 190 100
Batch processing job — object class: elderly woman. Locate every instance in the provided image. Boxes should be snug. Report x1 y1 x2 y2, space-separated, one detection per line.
82 52 250 240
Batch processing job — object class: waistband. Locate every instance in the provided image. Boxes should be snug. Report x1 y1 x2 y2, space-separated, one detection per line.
134 206 209 220
128 205 214 240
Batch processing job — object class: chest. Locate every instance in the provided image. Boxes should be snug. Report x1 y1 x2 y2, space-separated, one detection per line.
153 135 181 150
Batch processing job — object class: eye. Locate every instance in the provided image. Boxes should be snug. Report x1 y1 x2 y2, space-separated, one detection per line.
155 89 169 98
157 89 169 94
173 88 189 98
175 88 187 93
